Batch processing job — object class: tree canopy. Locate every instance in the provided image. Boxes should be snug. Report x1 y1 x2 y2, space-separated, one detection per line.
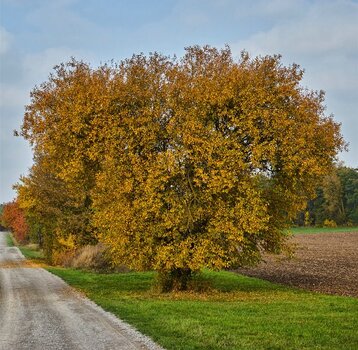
17 46 344 289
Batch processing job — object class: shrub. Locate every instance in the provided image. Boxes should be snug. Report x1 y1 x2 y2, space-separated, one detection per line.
65 244 129 272
323 219 337 228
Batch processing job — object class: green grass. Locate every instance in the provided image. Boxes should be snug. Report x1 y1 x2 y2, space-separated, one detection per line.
18 245 45 260
5 232 14 246
290 226 358 235
4 233 44 260
12 240 45 262
47 268 358 350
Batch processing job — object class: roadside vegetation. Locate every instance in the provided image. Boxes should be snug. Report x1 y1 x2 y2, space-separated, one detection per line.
18 244 45 261
6 232 14 246
47 267 358 350
6 232 45 262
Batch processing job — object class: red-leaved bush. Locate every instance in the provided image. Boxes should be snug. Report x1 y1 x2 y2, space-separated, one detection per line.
1 200 29 243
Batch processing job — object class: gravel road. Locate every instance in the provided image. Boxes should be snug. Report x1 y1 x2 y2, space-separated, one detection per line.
0 232 164 350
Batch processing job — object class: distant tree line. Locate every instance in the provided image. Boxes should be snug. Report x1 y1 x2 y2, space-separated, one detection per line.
296 165 358 227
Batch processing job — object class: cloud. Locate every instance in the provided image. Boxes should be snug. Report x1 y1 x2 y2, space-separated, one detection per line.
0 41 91 202
23 46 92 82
230 0 358 166
0 84 27 108
24 0 106 51
234 1 358 55
0 45 90 109
231 1 358 91
0 26 11 55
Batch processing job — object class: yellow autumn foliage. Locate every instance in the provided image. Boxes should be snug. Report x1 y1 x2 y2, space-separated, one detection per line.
18 46 344 289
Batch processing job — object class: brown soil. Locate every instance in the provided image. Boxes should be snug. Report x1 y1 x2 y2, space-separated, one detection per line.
235 232 358 297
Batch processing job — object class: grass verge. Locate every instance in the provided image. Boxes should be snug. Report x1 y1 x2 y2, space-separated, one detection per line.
5 232 14 246
11 238 46 262
47 267 358 350
290 226 358 235
18 245 45 261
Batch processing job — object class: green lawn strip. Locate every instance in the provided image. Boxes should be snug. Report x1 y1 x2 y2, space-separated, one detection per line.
18 245 45 261
5 232 14 246
11 239 46 262
47 268 358 350
5 233 44 260
290 226 358 235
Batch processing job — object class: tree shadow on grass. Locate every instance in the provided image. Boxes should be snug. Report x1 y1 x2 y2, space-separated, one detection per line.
196 270 291 294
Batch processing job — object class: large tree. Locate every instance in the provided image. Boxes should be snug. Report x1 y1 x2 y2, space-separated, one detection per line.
92 46 344 289
20 46 344 290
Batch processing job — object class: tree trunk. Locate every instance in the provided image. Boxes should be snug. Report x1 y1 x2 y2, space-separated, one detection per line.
157 268 193 292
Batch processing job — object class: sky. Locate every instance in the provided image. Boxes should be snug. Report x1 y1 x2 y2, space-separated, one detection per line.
0 0 357 203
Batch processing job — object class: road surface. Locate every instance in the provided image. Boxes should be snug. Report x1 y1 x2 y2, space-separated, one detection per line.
0 232 163 350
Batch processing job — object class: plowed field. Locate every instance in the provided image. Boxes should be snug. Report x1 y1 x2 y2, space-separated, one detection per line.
236 232 358 297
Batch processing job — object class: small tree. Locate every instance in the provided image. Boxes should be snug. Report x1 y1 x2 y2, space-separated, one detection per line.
1 200 29 243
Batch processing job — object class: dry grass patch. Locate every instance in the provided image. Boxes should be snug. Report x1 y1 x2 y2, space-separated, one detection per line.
62 244 129 273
